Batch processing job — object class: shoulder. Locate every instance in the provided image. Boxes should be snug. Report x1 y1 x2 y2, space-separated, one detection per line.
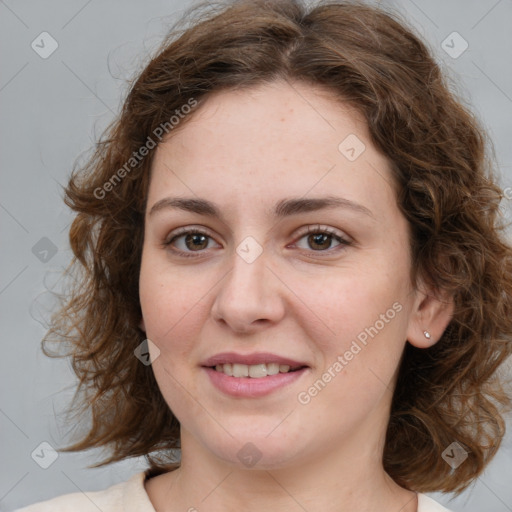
12 471 155 512
417 493 454 512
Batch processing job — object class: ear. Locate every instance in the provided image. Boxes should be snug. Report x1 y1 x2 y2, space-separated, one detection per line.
406 280 454 348
139 317 146 332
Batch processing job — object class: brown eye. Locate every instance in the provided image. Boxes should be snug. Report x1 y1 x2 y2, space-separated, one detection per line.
165 228 220 257
306 232 333 251
183 232 209 251
294 226 350 253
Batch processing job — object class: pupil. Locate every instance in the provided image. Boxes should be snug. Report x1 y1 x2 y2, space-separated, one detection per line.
309 233 330 250
186 233 208 250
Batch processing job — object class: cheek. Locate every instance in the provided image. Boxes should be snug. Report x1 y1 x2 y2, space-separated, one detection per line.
139 260 202 408
300 265 409 349
298 276 409 422
139 253 201 346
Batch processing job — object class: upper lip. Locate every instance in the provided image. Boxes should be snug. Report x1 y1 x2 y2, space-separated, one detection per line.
201 352 309 368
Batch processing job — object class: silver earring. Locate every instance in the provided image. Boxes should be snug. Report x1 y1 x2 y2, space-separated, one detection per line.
423 330 431 340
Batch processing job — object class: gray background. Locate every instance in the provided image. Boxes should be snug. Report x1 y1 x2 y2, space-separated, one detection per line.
1 0 511 510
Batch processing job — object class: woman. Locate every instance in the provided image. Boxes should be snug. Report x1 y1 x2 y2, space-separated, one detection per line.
15 0 512 511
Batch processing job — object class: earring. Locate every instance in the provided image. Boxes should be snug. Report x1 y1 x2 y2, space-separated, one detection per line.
423 330 431 340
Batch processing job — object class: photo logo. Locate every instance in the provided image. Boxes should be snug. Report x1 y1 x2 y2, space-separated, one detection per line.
32 237 58 263
237 442 263 467
31 32 59 59
442 441 469 469
236 236 263 264
134 338 161 365
441 32 468 59
31 441 59 469
338 134 366 162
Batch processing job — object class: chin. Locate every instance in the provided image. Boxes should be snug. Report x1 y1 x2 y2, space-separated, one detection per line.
195 425 309 470
219 443 304 471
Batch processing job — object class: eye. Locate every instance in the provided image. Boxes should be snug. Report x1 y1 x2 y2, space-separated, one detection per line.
163 224 351 258
293 225 351 254
164 227 220 257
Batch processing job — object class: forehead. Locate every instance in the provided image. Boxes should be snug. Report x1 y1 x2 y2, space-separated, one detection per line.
157 80 369 162
148 80 397 220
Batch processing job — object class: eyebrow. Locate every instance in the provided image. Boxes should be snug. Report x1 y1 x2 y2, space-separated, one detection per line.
148 195 375 221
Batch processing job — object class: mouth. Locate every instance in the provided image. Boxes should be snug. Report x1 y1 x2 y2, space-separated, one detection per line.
201 352 310 397
208 362 307 378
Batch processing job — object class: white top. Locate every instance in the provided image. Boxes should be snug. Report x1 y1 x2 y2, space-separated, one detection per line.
13 471 454 511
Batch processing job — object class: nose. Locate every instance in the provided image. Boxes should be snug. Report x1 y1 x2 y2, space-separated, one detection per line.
210 246 286 334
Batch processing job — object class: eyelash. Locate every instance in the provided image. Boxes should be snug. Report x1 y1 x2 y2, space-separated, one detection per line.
163 225 352 259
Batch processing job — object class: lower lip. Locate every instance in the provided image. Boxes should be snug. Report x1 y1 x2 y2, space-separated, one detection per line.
203 367 308 398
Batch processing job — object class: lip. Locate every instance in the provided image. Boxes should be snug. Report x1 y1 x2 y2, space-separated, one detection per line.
201 352 310 398
201 352 308 368
203 366 309 398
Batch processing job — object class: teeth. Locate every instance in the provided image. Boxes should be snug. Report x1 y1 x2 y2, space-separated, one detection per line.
232 363 249 377
216 363 233 376
214 362 297 378
267 363 280 375
249 364 266 378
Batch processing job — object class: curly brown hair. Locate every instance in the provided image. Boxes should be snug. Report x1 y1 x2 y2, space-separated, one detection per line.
43 0 512 494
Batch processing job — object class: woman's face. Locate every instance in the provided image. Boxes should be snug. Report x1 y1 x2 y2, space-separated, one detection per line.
139 80 433 469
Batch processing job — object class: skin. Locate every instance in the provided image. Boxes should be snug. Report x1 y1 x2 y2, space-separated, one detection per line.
138 79 453 512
